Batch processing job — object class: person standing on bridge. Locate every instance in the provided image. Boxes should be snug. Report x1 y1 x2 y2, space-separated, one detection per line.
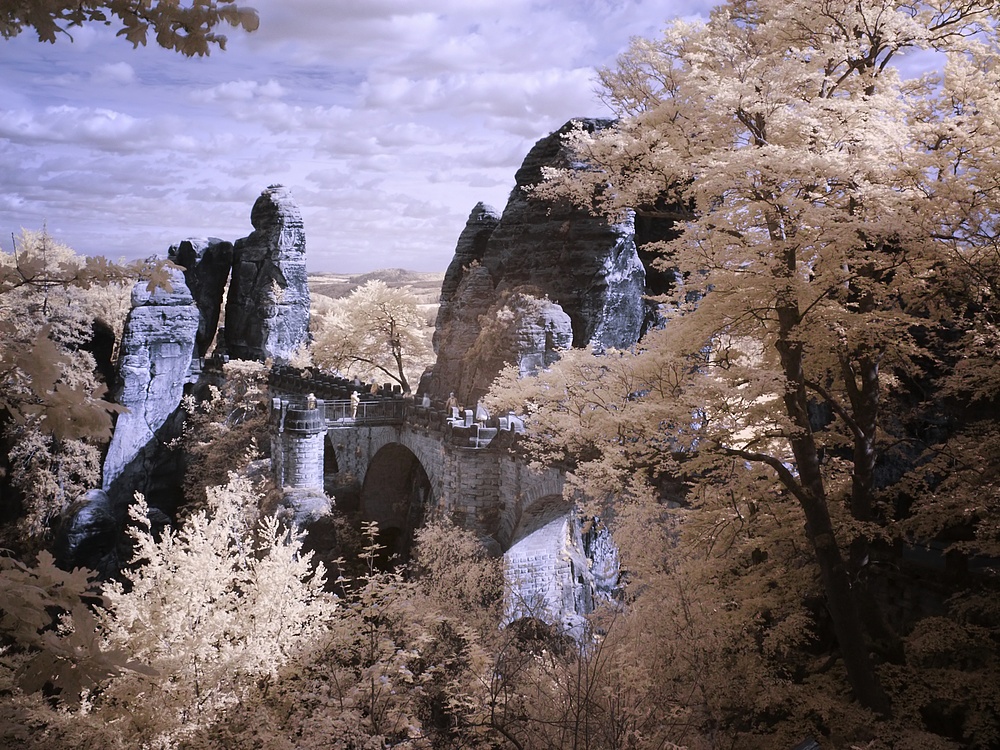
350 390 360 419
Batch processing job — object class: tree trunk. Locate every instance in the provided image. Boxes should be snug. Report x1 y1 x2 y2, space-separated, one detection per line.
775 288 892 716
843 354 904 662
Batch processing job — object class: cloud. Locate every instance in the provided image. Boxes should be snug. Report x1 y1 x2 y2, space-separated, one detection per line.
0 106 143 148
93 61 136 85
191 78 286 103
1 0 708 273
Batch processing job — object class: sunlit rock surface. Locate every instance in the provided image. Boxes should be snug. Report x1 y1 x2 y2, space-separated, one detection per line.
504 501 619 640
101 268 199 505
224 185 310 362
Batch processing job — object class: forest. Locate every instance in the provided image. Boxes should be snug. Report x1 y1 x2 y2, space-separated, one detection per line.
3 0 1000 748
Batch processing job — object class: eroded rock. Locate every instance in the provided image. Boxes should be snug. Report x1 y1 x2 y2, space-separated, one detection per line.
168 237 233 357
225 185 310 362
426 119 652 404
458 290 573 406
483 118 646 350
102 268 199 523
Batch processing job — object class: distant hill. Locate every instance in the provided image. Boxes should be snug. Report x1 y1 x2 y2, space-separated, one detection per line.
309 269 444 305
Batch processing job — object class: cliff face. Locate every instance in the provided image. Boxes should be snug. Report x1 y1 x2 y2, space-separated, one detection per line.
483 119 647 351
225 185 310 363
425 119 670 406
62 187 312 572
101 269 200 511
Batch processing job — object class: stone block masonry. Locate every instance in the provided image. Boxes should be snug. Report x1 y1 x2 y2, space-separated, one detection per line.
269 398 617 636
271 399 327 490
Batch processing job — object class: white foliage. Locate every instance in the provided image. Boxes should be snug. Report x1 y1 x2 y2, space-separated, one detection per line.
98 476 336 745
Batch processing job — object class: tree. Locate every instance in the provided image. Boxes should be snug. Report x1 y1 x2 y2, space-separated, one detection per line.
96 478 336 746
525 0 1000 721
0 229 172 441
0 231 172 552
179 358 270 508
0 0 259 56
312 280 433 394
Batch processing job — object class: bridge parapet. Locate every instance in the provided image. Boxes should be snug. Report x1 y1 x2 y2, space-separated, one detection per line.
324 398 406 426
265 363 527 450
405 403 525 449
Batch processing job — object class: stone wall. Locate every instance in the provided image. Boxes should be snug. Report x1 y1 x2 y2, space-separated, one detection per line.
312 421 565 541
271 400 326 490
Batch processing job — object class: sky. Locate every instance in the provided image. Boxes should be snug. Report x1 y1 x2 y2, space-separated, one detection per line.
0 0 712 274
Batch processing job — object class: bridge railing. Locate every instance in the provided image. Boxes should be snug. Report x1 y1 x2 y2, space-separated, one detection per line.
324 398 406 425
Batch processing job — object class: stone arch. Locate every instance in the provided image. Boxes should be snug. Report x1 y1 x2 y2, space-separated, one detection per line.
359 443 433 565
497 460 565 549
504 495 592 632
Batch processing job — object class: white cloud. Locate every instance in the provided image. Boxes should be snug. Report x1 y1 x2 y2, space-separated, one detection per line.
94 61 136 84
191 78 287 103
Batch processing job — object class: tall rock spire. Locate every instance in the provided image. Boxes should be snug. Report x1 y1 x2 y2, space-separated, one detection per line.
224 185 310 362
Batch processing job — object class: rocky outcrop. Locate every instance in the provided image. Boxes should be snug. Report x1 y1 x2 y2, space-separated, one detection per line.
101 268 199 509
482 118 647 350
427 264 497 404
425 119 658 404
56 489 118 575
168 237 233 357
437 202 501 313
457 290 573 406
504 502 618 640
224 185 310 362
65 187 316 574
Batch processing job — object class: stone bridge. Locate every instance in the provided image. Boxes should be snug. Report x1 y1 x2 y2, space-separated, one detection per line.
267 366 617 632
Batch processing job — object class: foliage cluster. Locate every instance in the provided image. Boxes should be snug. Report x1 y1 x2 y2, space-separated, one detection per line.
487 0 1000 744
0 231 166 552
178 358 271 509
0 0 259 56
311 279 434 394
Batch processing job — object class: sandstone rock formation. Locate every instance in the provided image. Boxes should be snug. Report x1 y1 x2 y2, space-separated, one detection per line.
457 290 573 405
427 263 496 404
56 489 117 574
504 501 619 639
425 119 666 405
64 187 315 573
168 237 233 357
101 268 199 507
482 118 647 350
436 202 501 314
225 185 310 362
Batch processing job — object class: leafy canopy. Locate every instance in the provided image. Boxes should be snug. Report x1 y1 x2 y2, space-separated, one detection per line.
0 0 259 56
312 279 432 394
509 0 1000 728
0 229 172 441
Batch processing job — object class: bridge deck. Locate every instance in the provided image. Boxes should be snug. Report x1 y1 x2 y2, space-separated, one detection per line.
324 398 406 426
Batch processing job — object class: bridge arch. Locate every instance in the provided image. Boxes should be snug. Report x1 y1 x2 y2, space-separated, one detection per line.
359 442 433 564
504 495 593 628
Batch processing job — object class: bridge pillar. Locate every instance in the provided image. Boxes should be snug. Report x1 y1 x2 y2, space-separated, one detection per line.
270 398 326 490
